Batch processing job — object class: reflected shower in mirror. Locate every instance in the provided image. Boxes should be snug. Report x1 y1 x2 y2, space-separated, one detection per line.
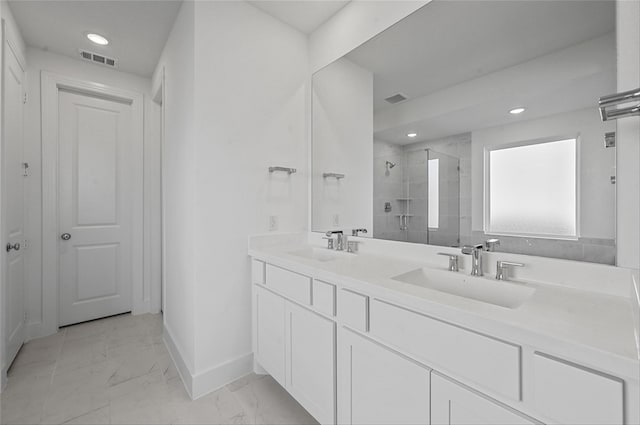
312 0 617 264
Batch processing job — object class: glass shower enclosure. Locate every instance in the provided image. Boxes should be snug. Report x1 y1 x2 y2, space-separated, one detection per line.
394 148 461 247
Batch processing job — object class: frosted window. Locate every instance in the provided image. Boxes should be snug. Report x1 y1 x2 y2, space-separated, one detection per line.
428 159 439 229
488 138 576 237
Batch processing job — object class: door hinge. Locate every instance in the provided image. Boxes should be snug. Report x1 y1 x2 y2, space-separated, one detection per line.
22 162 29 177
23 92 27 104
24 311 28 323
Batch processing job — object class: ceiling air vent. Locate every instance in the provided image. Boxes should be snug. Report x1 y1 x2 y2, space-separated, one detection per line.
79 50 117 68
384 93 408 104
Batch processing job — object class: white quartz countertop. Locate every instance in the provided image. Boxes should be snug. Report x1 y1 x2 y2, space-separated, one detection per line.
249 239 640 381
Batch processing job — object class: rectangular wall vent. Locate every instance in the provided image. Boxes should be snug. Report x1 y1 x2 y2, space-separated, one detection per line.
79 50 117 68
384 93 408 104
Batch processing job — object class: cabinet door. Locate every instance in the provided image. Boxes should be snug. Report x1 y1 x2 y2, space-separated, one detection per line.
431 373 537 425
287 302 336 425
255 286 286 386
338 328 430 425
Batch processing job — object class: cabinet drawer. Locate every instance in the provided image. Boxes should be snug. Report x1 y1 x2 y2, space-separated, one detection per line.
369 299 521 400
252 259 265 285
313 280 336 317
532 352 623 425
265 264 311 305
338 289 369 332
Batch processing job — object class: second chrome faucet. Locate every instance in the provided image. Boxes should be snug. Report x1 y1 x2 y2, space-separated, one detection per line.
461 244 485 276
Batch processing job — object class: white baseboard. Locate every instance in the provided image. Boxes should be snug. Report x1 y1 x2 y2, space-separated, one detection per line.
192 352 253 399
253 358 268 375
162 323 253 400
162 323 194 398
26 321 52 342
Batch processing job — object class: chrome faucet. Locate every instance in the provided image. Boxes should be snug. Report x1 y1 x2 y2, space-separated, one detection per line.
484 238 500 252
461 244 484 276
496 261 524 281
352 228 368 237
325 230 345 251
437 253 459 272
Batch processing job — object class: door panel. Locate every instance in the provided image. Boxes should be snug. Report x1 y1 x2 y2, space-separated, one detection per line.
286 302 335 425
58 91 133 326
3 41 25 367
255 286 286 386
431 373 537 425
338 327 430 425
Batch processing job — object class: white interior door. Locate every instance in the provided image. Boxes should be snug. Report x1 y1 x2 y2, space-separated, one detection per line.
58 90 133 326
2 41 26 367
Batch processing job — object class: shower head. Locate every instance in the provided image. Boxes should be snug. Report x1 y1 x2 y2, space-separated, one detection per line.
386 161 396 169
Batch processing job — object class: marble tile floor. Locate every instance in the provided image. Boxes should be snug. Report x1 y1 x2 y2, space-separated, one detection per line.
0 313 318 425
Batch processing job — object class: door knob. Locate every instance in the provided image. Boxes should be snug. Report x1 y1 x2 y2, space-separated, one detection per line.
61 233 71 241
6 242 20 252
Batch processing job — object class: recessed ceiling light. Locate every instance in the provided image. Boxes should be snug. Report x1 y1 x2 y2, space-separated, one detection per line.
407 132 418 138
87 33 109 46
509 107 526 115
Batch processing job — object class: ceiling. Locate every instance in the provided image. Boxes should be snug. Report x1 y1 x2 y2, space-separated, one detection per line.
346 0 615 112
9 0 182 77
247 1 350 34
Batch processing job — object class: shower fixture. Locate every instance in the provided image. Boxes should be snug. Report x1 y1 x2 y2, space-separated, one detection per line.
386 161 396 170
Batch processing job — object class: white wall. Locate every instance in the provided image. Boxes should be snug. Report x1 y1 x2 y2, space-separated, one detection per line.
22 48 161 339
312 57 373 232
471 108 616 240
615 0 640 269
154 0 308 398
192 0 308 395
309 1 429 72
152 0 197 378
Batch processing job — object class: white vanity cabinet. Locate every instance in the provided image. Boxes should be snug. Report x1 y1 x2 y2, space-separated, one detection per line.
254 284 287 386
337 327 431 425
252 263 336 425
250 257 637 425
431 373 538 425
531 352 624 425
286 301 336 425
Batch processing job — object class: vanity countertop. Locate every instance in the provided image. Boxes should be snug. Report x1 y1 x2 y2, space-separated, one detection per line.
249 236 640 382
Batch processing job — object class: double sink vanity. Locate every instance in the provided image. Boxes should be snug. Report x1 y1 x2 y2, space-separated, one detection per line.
249 233 640 425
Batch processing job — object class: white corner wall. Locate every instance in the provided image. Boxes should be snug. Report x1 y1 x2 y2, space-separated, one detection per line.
615 0 640 269
191 1 308 397
152 0 197 385
154 0 308 398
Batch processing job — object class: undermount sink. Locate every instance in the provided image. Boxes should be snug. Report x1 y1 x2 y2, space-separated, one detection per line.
288 247 347 262
391 268 535 308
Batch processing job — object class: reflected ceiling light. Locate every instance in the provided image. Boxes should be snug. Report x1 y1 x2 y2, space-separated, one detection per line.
87 33 109 46
407 132 418 138
509 107 526 115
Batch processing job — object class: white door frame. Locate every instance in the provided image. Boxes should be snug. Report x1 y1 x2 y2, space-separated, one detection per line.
41 71 144 336
151 66 165 315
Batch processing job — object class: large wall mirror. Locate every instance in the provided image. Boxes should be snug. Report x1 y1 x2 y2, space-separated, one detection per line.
312 0 617 264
